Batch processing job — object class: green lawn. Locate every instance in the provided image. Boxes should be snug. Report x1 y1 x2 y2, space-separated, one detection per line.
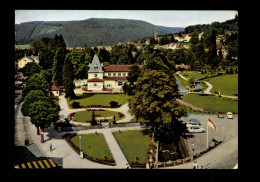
68 94 129 108
183 94 238 114
68 110 125 123
71 134 114 160
206 74 238 96
113 130 149 163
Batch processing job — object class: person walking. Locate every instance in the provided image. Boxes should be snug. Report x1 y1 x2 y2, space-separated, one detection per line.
193 161 198 169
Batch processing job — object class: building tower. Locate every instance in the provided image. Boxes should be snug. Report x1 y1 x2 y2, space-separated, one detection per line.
154 32 158 41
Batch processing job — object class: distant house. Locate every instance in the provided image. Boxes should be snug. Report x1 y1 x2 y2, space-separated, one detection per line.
17 55 39 69
175 64 191 70
216 34 225 44
50 84 61 97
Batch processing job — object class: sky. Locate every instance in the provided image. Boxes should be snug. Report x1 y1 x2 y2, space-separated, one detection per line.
15 10 238 27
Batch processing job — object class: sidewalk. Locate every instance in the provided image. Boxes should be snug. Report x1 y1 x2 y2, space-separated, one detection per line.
163 135 238 169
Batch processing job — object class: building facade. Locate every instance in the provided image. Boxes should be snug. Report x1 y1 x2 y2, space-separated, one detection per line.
87 55 138 91
17 55 40 69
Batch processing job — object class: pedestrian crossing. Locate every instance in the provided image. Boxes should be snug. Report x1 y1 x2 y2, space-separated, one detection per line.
15 158 59 169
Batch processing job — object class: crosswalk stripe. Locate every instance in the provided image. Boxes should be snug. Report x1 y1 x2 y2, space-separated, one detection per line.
38 161 45 168
43 160 51 168
15 165 20 169
32 161 39 169
21 163 26 169
27 162 33 169
48 159 56 167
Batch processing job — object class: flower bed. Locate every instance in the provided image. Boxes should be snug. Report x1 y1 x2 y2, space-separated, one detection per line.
130 162 147 168
118 112 124 117
62 133 116 166
81 105 112 108
86 109 105 111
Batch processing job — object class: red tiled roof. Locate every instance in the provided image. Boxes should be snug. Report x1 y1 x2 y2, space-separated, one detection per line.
87 78 104 82
103 76 128 81
104 65 143 72
50 84 60 91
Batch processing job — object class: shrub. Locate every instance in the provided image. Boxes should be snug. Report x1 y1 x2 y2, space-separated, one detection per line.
71 101 80 108
109 101 119 108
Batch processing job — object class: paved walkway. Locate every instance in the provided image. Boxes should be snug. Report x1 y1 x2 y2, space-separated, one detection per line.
177 71 213 94
204 81 213 94
59 92 134 126
163 134 238 169
15 92 237 169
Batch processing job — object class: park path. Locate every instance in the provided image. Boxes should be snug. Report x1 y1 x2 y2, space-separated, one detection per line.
203 81 213 94
102 129 128 168
176 71 213 94
59 92 134 126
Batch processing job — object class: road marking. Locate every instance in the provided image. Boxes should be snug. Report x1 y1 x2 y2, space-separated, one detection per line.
43 160 51 168
27 162 33 169
48 159 56 167
32 161 39 169
21 163 26 169
203 145 238 168
38 161 45 168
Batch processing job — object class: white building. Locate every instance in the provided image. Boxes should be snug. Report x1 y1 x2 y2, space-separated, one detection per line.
87 55 142 92
17 55 39 69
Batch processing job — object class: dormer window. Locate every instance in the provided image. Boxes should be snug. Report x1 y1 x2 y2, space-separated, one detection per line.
94 67 98 71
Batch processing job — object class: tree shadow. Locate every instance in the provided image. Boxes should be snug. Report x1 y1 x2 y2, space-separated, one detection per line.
73 93 96 100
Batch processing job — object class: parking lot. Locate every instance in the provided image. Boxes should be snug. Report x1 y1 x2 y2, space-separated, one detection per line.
181 113 238 156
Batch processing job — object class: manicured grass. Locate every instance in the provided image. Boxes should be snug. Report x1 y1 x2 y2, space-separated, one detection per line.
113 130 149 163
71 134 113 160
183 94 238 114
68 110 125 123
68 93 129 108
206 74 238 96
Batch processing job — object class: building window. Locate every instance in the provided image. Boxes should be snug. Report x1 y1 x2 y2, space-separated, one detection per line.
94 67 98 71
107 84 111 88
108 73 111 76
118 73 121 76
123 73 126 76
118 82 123 86
94 83 97 86
94 74 97 77
113 73 116 76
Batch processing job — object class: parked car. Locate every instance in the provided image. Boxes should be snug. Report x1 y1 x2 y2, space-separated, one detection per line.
188 126 205 133
185 119 201 125
227 112 233 119
186 123 200 128
218 112 225 118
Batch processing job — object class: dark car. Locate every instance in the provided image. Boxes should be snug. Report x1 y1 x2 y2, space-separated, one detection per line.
185 119 201 125
218 112 225 118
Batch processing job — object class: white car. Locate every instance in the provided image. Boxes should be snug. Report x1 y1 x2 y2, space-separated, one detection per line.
188 126 205 133
186 123 200 128
227 112 233 119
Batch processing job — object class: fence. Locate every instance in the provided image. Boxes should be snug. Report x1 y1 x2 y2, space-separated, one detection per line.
109 122 141 128
155 157 192 168
58 125 101 132
58 122 141 132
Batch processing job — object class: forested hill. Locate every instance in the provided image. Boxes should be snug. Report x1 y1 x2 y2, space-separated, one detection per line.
15 18 183 47
183 15 238 34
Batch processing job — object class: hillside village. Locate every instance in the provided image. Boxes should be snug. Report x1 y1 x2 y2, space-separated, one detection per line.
14 15 238 170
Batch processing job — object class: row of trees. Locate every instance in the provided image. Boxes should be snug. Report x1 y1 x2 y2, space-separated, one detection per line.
21 74 59 136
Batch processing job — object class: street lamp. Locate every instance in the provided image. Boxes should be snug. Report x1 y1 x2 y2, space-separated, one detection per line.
79 135 83 159
79 136 81 151
192 142 195 161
